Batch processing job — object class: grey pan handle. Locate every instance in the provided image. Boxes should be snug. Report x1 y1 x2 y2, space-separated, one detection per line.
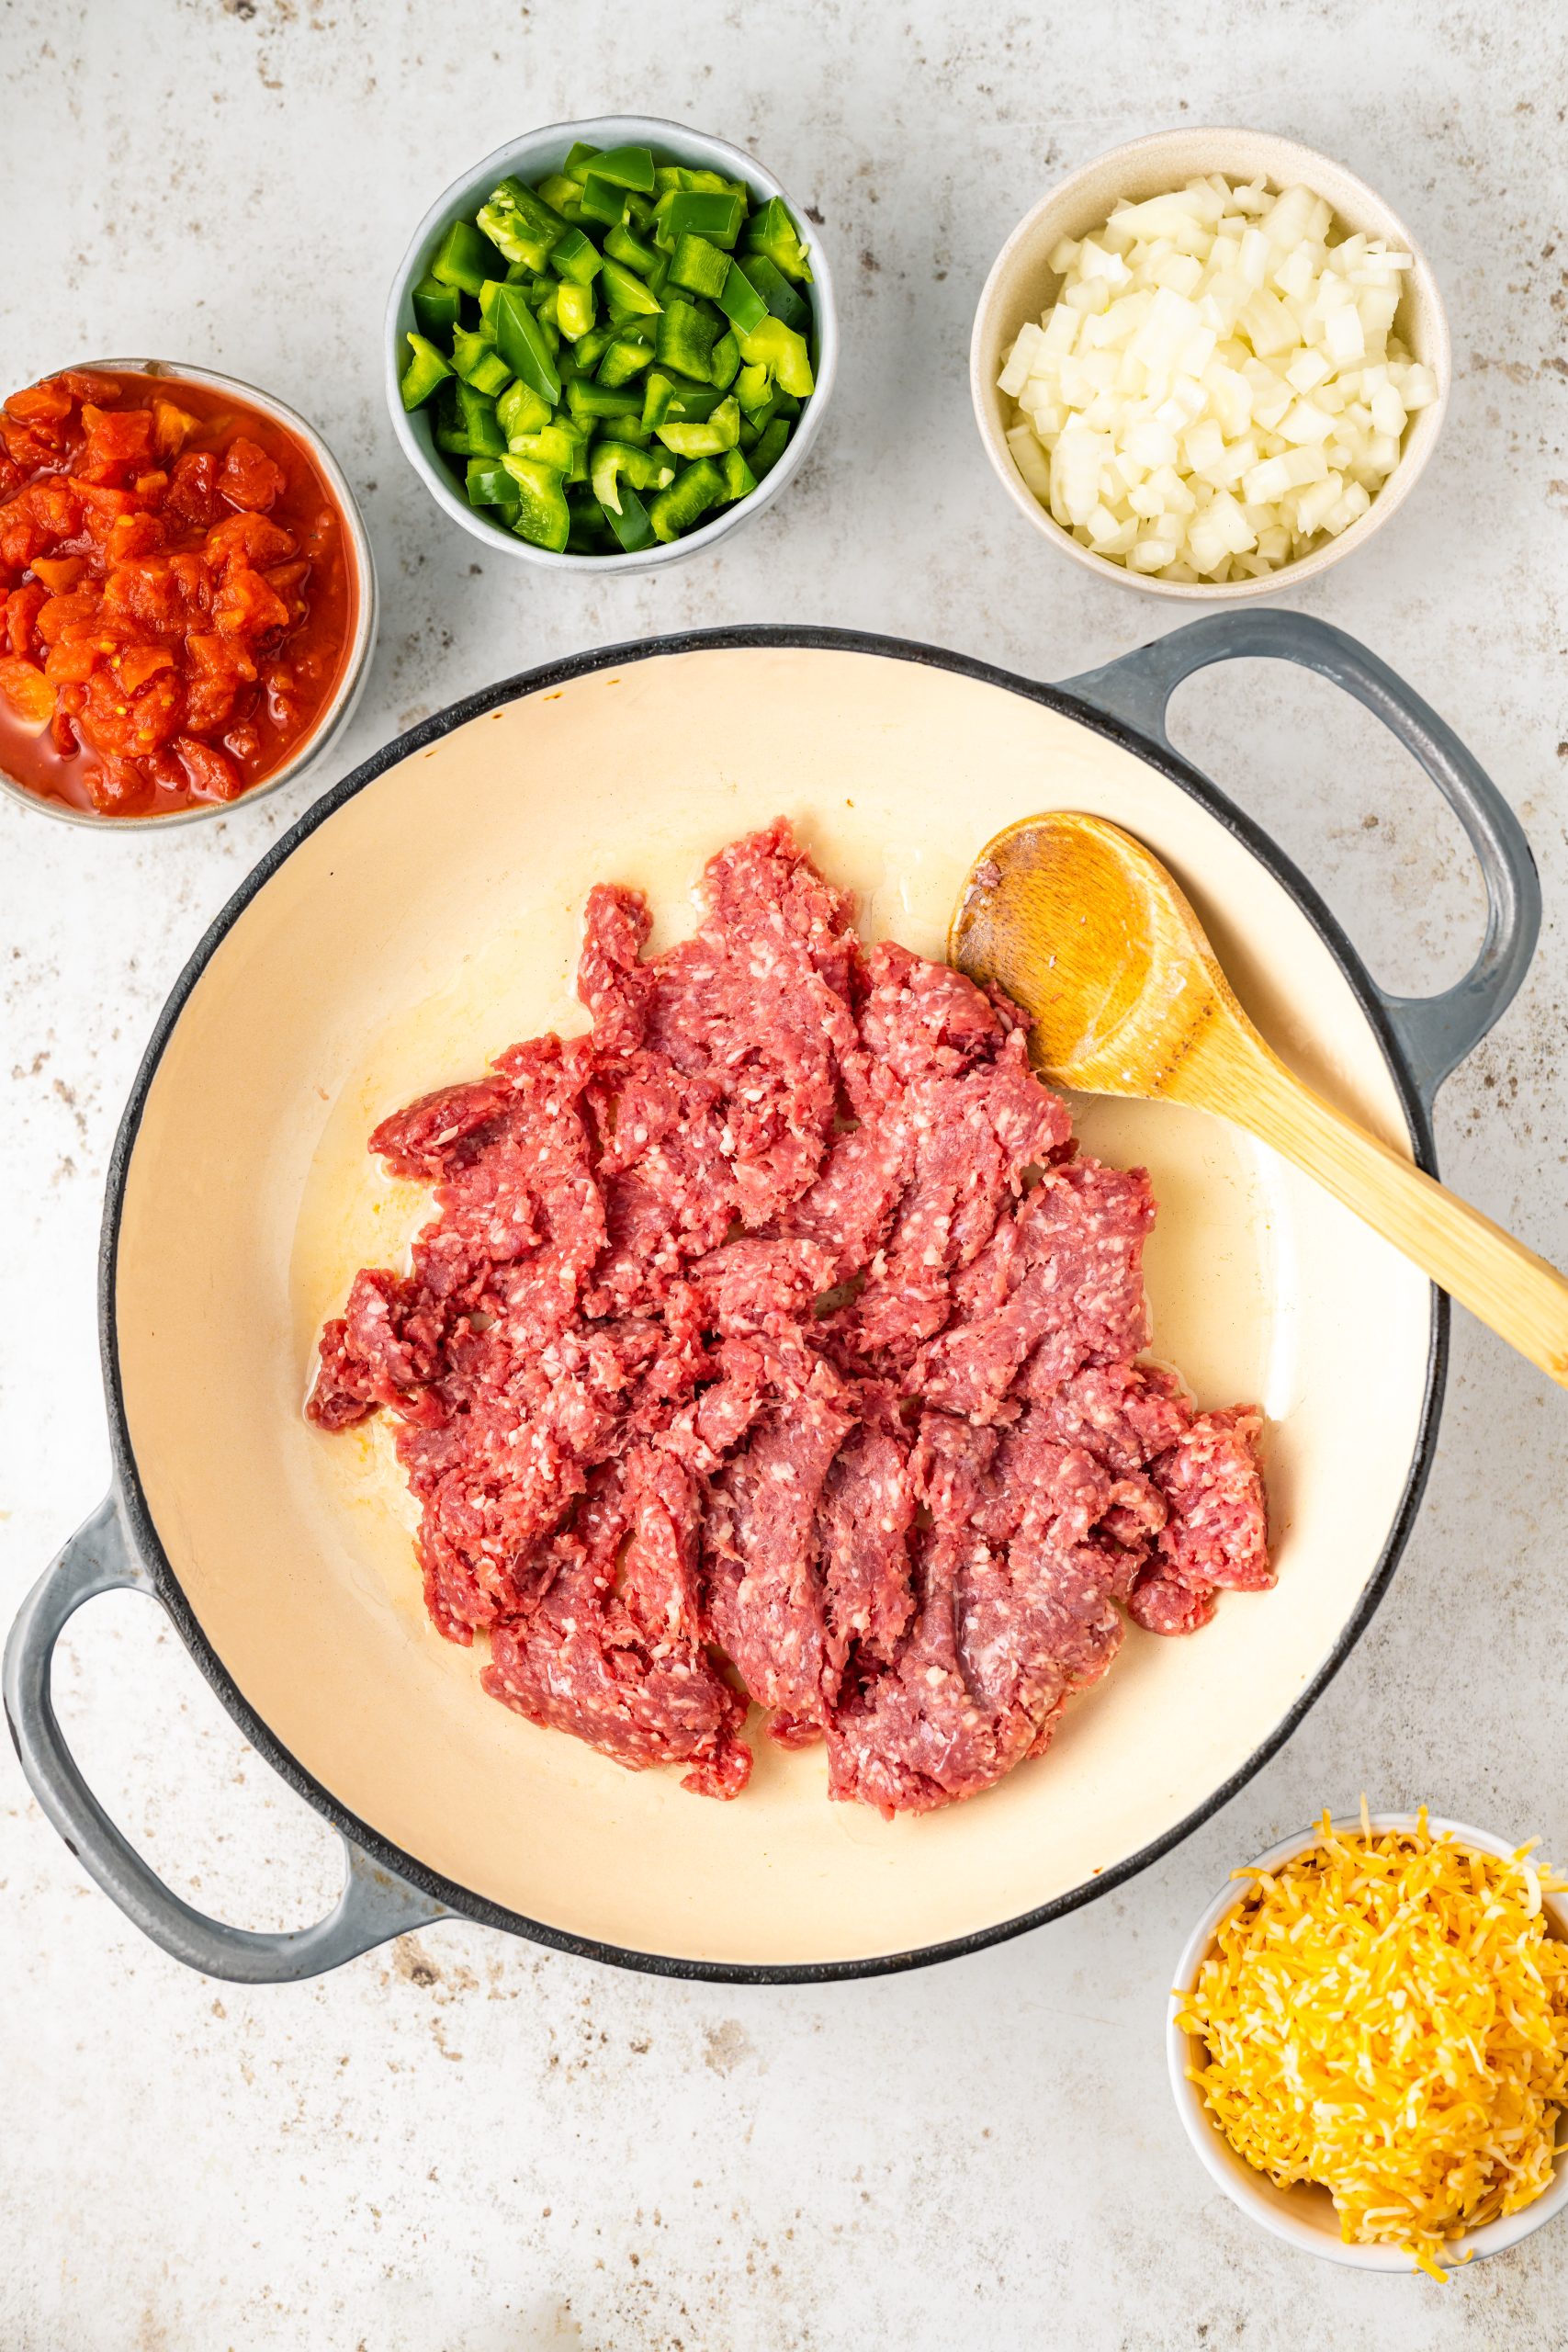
4 1494 449 1983
1059 611 1540 1112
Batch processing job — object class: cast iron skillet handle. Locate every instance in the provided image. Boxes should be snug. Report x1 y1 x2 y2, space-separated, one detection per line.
4 1493 449 1984
1058 611 1540 1112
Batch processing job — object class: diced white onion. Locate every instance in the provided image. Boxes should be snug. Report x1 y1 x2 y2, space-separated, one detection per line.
998 174 1430 578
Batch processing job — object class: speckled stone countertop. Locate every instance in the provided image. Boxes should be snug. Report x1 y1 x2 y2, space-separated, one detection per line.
4 4 1566 2346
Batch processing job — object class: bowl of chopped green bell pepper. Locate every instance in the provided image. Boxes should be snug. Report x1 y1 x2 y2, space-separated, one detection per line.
386 117 836 570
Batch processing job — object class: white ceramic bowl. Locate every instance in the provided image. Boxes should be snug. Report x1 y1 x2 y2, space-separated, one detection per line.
970 128 1450 601
385 116 837 575
1168 1813 1568 2270
0 358 376 831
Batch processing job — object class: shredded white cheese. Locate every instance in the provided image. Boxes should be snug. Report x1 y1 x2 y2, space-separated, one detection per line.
998 176 1438 580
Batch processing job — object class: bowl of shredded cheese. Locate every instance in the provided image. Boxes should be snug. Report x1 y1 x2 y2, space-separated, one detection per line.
970 129 1449 596
1168 1809 1568 2276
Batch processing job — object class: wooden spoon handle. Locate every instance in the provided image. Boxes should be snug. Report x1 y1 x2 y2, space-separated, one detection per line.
1190 1035 1568 1388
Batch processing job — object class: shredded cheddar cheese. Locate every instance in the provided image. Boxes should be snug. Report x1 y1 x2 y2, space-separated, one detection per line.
1176 1806 1568 2278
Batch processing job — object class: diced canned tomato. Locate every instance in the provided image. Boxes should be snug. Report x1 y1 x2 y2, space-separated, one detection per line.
0 368 355 816
4 582 45 655
175 735 243 799
0 655 56 730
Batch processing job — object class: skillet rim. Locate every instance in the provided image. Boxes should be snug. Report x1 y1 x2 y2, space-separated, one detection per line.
99 623 1448 1983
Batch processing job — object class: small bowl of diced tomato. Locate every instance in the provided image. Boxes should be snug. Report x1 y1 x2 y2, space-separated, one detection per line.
0 362 375 824
386 116 836 569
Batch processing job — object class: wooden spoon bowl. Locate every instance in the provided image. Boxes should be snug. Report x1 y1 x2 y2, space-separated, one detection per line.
953 810 1568 1389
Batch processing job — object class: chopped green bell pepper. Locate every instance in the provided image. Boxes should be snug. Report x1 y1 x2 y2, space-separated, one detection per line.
432 378 460 435
604 220 660 278
400 332 454 410
741 391 796 442
734 361 773 414
640 368 677 429
604 483 655 553
707 328 740 390
655 394 740 458
649 457 725 541
490 284 562 405
744 196 813 284
413 146 809 553
565 377 643 424
451 328 513 395
536 172 588 223
716 260 769 339
750 417 792 476
670 232 730 300
412 273 462 341
600 256 663 321
740 252 810 333
580 175 629 231
657 299 719 379
590 438 675 514
658 190 746 250
549 227 602 287
557 279 596 340
641 368 724 428
672 381 726 420
737 314 814 396
501 456 570 549
587 143 656 193
452 380 506 455
717 448 757 502
739 385 799 438
466 457 520 507
498 378 553 439
567 491 616 553
430 219 492 298
574 326 614 374
597 335 655 389
508 424 580 471
477 177 566 272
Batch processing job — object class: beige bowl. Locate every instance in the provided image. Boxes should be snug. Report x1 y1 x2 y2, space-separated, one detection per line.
970 129 1450 600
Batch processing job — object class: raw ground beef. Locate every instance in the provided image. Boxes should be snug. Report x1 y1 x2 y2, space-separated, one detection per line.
309 821 1270 1814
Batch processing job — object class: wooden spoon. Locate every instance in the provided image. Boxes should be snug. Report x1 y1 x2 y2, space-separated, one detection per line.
950 809 1568 1388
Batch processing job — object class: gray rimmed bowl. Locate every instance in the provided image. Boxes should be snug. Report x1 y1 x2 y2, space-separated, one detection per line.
0 358 376 831
384 116 837 575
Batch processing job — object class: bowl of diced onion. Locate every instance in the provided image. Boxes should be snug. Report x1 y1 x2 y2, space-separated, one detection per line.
1168 1812 1568 2274
971 130 1449 595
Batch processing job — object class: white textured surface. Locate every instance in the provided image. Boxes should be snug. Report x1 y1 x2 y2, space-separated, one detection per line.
3 3 1567 2345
